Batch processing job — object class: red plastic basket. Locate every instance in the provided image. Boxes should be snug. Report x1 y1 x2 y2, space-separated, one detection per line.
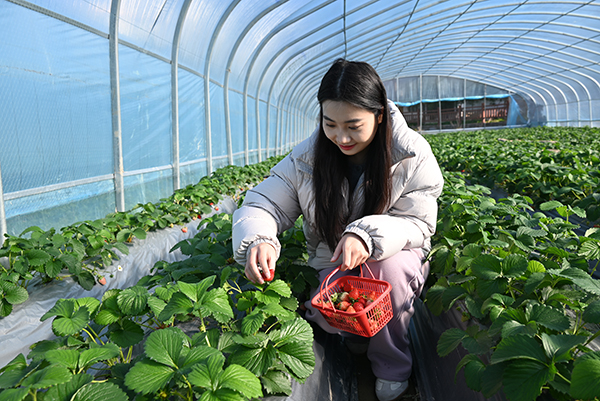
310 264 393 337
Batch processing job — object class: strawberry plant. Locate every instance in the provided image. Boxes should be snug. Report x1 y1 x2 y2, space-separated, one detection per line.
0 156 284 318
426 169 600 401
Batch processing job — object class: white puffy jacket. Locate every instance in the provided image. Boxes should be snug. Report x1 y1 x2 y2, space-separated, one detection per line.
232 101 444 271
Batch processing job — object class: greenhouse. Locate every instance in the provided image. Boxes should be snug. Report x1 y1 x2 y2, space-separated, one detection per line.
1 1 600 401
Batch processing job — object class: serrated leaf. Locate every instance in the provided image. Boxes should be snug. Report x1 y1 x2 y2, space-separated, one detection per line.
94 308 121 326
124 358 175 394
25 249 51 267
230 344 277 377
279 296 299 311
261 369 292 396
530 304 570 332
44 373 93 401
540 201 563 211
583 300 600 324
158 292 193 321
541 333 585 363
72 381 128 401
268 318 313 346
0 388 29 401
79 343 120 369
2 283 28 305
471 254 502 280
491 335 546 364
109 319 144 348
188 354 226 389
219 364 263 399
277 341 315 381
180 346 221 369
502 254 528 278
45 349 80 371
144 327 185 369
264 280 291 298
21 365 72 389
437 328 468 357
255 290 280 304
241 309 265 336
201 288 234 323
117 286 148 315
233 333 268 348
502 360 552 401
52 307 90 337
571 355 600 399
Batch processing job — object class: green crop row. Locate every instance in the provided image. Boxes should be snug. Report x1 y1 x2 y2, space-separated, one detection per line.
426 168 600 401
0 157 283 318
0 212 319 400
427 126 600 223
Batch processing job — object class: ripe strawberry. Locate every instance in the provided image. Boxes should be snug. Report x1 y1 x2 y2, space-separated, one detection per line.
367 291 378 302
346 305 356 313
348 288 360 301
98 276 107 286
337 301 351 311
358 297 367 307
366 299 374 307
181 227 188 233
353 303 365 312
342 282 353 292
264 268 275 282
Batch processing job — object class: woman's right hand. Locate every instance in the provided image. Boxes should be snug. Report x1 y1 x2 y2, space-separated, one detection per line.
245 242 277 284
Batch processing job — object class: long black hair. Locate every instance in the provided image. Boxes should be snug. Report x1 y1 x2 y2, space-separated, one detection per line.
313 58 393 251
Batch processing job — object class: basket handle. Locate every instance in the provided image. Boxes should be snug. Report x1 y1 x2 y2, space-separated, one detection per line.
318 263 374 311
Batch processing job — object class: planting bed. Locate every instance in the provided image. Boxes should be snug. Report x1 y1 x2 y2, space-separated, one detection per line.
0 127 599 400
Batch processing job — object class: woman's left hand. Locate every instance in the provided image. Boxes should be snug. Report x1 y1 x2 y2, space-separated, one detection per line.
331 233 369 271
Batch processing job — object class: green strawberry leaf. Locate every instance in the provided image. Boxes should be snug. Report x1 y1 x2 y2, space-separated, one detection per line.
79 343 120 369
219 364 262 399
45 349 80 371
502 360 553 401
437 328 467 357
268 318 313 346
261 369 293 396
530 304 570 332
583 299 600 324
117 286 148 315
571 352 600 399
0 388 29 401
158 292 193 321
241 309 265 336
144 327 186 369
277 341 315 381
21 365 72 389
72 381 128 401
109 319 144 348
200 288 234 323
264 280 291 298
491 334 546 364
44 373 93 401
124 358 175 394
471 254 502 280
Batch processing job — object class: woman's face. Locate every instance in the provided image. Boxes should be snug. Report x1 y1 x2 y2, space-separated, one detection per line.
322 100 382 157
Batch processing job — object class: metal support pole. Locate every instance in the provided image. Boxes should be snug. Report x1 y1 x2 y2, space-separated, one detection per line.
419 74 422 133
171 0 192 191
438 75 441 131
110 0 125 212
463 78 466 129
0 163 7 242
484 84 487 129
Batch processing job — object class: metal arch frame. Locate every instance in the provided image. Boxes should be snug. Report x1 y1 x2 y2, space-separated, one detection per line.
0 164 6 242
203 0 242 175
268 0 416 153
170 0 193 191
109 0 125 212
223 1 288 166
264 0 421 154
241 0 337 163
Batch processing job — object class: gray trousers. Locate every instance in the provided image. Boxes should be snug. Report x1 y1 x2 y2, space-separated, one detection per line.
304 248 429 382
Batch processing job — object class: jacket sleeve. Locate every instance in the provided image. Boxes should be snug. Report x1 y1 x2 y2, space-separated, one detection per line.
343 136 444 260
232 154 303 267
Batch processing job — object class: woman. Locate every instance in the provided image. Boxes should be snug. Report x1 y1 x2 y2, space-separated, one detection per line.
232 58 443 401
